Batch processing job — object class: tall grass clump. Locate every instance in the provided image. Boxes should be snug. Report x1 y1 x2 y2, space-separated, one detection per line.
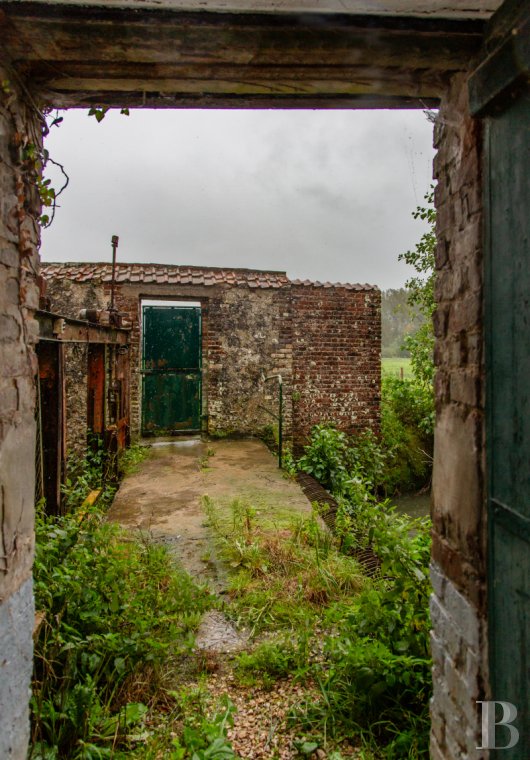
203 496 366 636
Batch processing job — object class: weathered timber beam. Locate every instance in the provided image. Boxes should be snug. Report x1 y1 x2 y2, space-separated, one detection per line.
37 311 130 345
41 92 441 109
0 4 485 107
32 64 448 98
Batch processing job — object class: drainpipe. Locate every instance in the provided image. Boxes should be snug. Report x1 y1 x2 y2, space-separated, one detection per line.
264 374 283 469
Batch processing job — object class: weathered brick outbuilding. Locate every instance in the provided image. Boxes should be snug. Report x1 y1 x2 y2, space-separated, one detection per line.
42 262 381 452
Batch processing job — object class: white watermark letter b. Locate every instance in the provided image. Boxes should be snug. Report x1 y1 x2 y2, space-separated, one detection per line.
477 701 519 750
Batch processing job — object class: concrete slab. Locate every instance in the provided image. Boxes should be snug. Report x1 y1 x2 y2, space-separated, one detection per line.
108 438 312 589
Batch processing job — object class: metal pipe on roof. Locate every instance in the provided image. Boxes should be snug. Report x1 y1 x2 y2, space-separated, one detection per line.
110 234 119 312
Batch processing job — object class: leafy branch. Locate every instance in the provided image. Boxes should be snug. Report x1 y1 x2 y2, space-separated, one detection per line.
398 189 436 386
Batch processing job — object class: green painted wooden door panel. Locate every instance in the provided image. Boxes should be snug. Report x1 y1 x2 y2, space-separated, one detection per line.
141 306 201 434
487 89 530 757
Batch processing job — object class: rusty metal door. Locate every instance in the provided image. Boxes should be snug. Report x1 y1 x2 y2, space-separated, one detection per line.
141 305 201 435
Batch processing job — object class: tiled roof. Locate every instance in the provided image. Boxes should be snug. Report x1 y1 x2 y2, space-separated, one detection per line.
41 262 377 291
290 279 376 291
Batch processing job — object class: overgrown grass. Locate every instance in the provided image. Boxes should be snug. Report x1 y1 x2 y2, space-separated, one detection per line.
30 445 215 759
33 433 432 758
201 481 432 757
282 425 433 757
298 501 432 756
204 496 367 636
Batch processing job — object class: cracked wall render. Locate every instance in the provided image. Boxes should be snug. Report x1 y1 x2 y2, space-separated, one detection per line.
0 66 42 758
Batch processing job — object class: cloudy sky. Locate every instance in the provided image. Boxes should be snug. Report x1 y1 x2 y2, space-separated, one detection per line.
41 108 435 290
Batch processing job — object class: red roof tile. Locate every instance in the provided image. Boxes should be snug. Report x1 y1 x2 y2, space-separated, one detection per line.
41 263 377 291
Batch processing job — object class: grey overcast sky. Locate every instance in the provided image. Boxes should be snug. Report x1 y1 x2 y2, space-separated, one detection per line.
40 108 435 289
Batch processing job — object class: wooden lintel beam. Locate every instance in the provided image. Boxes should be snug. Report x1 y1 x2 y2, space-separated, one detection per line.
37 312 129 345
43 91 441 109
0 4 485 107
35 64 448 99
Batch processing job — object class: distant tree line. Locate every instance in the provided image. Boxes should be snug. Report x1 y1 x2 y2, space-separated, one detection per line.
381 288 425 358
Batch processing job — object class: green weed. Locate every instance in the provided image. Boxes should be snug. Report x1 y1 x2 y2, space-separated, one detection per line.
30 500 214 758
235 634 311 688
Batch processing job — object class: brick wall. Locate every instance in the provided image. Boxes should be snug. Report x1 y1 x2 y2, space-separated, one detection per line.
0 66 42 758
430 71 488 759
292 284 381 452
45 273 380 451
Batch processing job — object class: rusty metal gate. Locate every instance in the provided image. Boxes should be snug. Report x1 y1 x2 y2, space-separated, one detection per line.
141 305 201 435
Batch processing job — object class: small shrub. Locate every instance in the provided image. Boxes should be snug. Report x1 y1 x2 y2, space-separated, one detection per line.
297 425 358 497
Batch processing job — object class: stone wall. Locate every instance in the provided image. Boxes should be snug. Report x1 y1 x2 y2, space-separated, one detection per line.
44 279 106 463
204 286 294 439
430 71 488 759
0 66 42 758
45 274 381 450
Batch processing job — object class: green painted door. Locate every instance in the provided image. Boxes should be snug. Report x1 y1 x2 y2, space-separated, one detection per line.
485 90 530 757
141 305 201 435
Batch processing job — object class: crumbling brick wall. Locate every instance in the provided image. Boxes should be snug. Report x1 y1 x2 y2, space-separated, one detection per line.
430 71 488 759
44 268 381 451
0 66 42 759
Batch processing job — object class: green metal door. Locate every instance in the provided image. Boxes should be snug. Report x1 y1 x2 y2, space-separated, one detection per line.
484 90 530 756
141 305 201 435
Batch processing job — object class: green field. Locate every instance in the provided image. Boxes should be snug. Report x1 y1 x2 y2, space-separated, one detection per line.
381 356 412 378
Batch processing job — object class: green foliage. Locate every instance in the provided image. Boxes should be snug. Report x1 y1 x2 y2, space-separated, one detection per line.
61 437 115 512
129 686 236 760
119 442 150 477
204 463 432 756
204 496 365 635
287 423 433 754
167 693 236 760
88 107 130 122
235 634 310 688
297 425 359 497
299 507 432 757
297 406 432 499
379 376 434 495
31 493 214 757
398 191 436 386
